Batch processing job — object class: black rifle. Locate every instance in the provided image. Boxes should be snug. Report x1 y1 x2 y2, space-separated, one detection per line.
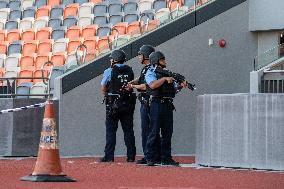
155 67 196 91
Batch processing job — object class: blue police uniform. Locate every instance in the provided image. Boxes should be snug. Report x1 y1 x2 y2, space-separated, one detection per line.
101 64 136 162
145 65 179 165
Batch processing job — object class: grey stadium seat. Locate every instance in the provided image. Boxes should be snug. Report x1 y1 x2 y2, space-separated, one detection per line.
124 11 139 23
93 3 108 16
35 0 47 7
5 20 18 30
184 0 195 7
123 2 138 13
93 14 108 27
109 12 123 25
96 24 112 37
8 40 23 55
140 9 155 22
63 15 77 28
9 9 22 20
62 0 75 5
8 0 21 10
108 2 123 15
153 0 167 12
0 1 7 9
49 66 65 94
48 17 62 28
51 26 67 40
16 82 33 99
50 5 64 19
23 7 36 18
75 0 88 5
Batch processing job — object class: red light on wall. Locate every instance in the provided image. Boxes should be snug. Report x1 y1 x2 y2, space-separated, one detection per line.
218 39 226 48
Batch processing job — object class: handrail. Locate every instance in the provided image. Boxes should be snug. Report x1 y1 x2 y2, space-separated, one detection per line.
75 44 88 65
111 28 120 49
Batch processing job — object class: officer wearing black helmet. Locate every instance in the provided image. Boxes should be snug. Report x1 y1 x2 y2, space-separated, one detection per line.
100 49 136 162
144 51 188 166
128 45 161 164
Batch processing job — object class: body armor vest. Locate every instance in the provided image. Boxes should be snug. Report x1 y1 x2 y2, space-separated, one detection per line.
151 70 176 98
109 65 134 94
137 64 151 93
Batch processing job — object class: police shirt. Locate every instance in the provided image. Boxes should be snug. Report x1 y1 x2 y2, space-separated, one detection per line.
101 64 125 86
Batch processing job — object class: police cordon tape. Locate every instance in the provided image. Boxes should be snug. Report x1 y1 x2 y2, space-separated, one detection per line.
0 102 46 114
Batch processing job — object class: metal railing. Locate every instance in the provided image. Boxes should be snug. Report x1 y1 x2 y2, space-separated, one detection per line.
254 43 284 71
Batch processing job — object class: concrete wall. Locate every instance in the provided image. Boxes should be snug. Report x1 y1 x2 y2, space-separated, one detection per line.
196 94 284 170
257 31 280 56
59 1 258 157
249 0 284 31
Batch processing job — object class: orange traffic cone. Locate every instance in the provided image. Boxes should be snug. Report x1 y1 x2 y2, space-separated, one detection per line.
21 99 75 182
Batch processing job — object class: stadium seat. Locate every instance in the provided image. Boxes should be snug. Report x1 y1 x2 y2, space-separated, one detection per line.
19 17 34 31
52 38 69 53
97 35 113 54
0 1 7 9
23 7 36 18
67 38 82 53
0 8 10 20
138 0 153 13
0 41 7 54
37 39 53 55
5 20 18 30
22 0 34 10
168 0 180 11
34 53 51 69
0 19 5 29
18 69 33 86
75 0 88 5
36 5 51 19
0 54 6 68
9 8 22 20
93 13 108 27
93 3 107 16
83 36 98 54
112 22 128 35
65 53 79 71
6 29 21 43
16 82 33 99
48 0 61 6
184 0 195 8
144 19 159 31
171 6 188 18
155 8 171 24
124 2 138 13
127 21 142 37
96 24 112 37
153 0 167 12
48 17 63 28
140 9 155 22
66 25 81 39
8 0 21 11
8 40 23 55
51 52 66 66
62 0 75 5
64 3 79 18
81 24 97 38
78 14 94 27
51 26 66 40
3 70 18 86
49 65 64 94
36 27 52 41
22 28 36 41
124 11 139 23
109 12 124 25
35 0 48 7
112 34 130 49
63 15 77 28
0 29 5 41
78 2 94 18
4 53 20 71
50 5 64 19
20 54 35 69
22 40 37 56
108 1 123 15
34 16 49 29
89 0 102 5
30 82 48 97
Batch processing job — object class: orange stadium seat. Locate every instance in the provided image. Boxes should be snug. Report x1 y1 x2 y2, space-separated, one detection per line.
0 67 4 86
37 39 53 55
22 40 38 56
6 29 21 43
20 55 35 70
67 38 82 53
33 69 49 84
144 19 159 32
89 0 102 5
66 25 81 39
112 22 128 35
81 24 98 38
127 21 143 36
97 35 114 54
35 53 51 70
22 28 36 42
51 52 66 66
36 27 52 41
36 5 51 18
0 30 5 41
18 69 34 85
64 3 80 18
168 0 180 11
83 36 99 54
0 41 8 54
48 0 61 6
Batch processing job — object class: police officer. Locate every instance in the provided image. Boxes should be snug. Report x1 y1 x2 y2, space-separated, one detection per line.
145 51 187 166
129 45 161 164
100 49 136 162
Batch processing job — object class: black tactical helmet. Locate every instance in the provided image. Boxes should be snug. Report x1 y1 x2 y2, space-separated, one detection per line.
110 49 126 63
138 45 155 59
149 51 165 65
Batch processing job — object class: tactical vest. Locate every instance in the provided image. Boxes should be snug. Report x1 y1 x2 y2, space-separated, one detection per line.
109 65 134 94
151 71 176 98
137 64 151 92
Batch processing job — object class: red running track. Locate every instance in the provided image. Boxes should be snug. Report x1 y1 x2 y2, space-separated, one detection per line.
0 156 283 189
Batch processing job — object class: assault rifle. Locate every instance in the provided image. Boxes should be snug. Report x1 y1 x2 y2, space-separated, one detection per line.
155 67 196 91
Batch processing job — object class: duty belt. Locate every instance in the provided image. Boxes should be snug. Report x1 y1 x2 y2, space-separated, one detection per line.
150 96 176 111
138 93 149 104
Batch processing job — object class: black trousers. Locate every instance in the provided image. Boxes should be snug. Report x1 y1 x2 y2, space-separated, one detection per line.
104 104 136 160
